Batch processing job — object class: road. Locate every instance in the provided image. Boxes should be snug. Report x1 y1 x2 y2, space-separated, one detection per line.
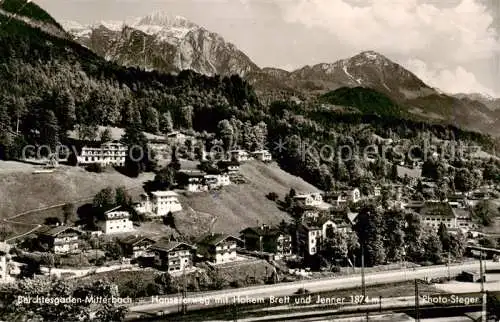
128 260 500 314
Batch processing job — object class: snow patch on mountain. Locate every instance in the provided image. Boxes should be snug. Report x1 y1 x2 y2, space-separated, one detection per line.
60 20 92 38
363 52 378 60
342 63 360 84
60 20 84 31
135 25 193 43
96 20 124 32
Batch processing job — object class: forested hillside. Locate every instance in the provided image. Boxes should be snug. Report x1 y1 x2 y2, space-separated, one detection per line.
0 14 258 159
1 7 500 199
319 87 405 118
0 0 63 29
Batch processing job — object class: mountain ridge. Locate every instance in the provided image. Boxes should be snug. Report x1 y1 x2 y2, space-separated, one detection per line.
63 13 260 77
10 7 500 137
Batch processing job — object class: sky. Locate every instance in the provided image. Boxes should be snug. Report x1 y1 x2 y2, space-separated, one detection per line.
36 0 500 97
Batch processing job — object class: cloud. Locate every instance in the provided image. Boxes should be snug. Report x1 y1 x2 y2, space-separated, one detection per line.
279 0 500 95
403 59 497 96
280 0 498 64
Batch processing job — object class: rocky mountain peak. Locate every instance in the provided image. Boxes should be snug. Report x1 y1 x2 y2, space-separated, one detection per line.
345 51 395 69
135 11 197 29
63 12 260 77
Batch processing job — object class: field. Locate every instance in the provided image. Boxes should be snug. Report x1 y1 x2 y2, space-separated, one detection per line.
0 158 320 240
180 160 321 234
0 162 153 239
134 208 214 241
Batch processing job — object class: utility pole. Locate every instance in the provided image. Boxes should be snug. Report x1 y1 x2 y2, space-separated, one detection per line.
447 251 451 281
182 267 187 315
415 279 420 322
361 244 368 322
232 300 238 322
480 250 486 322
361 243 366 303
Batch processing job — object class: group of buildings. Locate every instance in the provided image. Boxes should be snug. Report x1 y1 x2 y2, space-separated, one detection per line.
74 128 273 170
11 131 493 278
115 227 293 273
3 181 490 279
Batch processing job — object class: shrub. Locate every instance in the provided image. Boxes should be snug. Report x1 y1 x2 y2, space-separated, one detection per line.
295 287 310 294
266 192 279 201
86 163 103 173
230 280 244 288
95 257 105 266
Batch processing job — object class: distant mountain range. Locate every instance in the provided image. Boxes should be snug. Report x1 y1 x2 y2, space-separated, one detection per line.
62 12 259 77
2 6 500 136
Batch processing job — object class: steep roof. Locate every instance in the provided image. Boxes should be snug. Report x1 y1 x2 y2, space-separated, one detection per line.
103 206 130 219
347 212 359 224
240 226 288 237
120 235 156 246
150 241 195 253
301 216 334 230
151 191 179 197
197 233 242 246
37 225 82 237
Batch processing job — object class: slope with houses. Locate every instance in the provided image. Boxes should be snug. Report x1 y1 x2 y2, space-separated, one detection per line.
2 132 496 284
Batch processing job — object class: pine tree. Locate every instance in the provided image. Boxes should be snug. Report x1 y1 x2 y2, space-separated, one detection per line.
160 111 174 133
100 127 112 143
424 233 443 264
143 106 159 133
55 89 76 139
390 163 398 181
115 186 132 207
355 204 386 266
404 212 425 262
252 122 268 150
382 210 405 262
437 222 451 252
122 110 149 177
40 109 59 151
180 105 193 129
217 119 234 151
